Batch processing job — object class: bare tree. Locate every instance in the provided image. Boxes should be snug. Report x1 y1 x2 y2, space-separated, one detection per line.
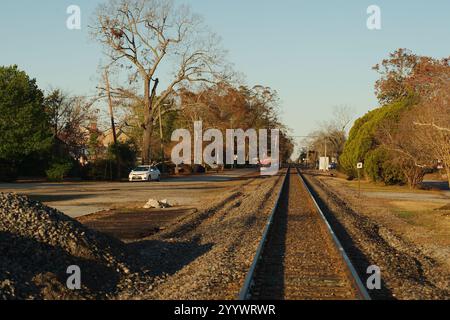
377 115 432 189
91 0 228 164
44 90 97 158
331 105 354 132
400 56 450 186
307 105 354 162
413 82 450 186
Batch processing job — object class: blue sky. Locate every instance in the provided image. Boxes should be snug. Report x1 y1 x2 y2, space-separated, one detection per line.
1 0 449 146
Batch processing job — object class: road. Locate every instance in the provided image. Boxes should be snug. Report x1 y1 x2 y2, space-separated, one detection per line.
0 168 257 218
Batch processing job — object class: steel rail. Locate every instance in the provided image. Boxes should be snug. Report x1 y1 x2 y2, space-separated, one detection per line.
296 168 371 300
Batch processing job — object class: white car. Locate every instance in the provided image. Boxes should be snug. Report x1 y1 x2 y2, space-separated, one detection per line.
128 166 161 182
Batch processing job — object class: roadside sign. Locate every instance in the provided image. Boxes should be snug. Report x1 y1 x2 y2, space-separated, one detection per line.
357 162 363 198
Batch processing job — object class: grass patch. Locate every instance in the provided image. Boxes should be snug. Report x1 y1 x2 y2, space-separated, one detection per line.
337 177 441 194
396 210 416 220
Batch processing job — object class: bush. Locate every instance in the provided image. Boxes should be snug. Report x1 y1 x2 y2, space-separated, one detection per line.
340 98 414 181
155 162 176 175
18 151 52 177
85 158 133 181
0 161 18 182
84 159 113 181
106 142 137 179
364 149 404 185
46 161 72 181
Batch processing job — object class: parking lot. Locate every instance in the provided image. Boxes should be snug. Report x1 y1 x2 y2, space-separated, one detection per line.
0 169 258 218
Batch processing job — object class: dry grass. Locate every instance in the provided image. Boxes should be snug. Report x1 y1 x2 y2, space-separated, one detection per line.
389 201 450 242
317 174 450 269
340 179 443 194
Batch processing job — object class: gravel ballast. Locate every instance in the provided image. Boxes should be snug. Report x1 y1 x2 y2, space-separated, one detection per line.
0 172 283 300
126 173 285 300
302 173 450 300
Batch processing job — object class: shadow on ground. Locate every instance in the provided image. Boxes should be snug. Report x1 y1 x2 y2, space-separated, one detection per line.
0 231 121 299
127 239 213 278
422 181 450 191
28 193 96 203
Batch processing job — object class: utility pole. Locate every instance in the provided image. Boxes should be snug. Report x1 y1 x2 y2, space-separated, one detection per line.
142 78 159 165
358 168 361 197
104 68 119 180
104 69 117 145
357 162 363 198
157 84 165 174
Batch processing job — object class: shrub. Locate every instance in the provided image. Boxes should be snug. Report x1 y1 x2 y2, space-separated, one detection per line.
46 161 72 181
85 159 113 181
106 142 137 179
340 98 414 181
86 158 133 181
364 148 404 185
0 161 18 182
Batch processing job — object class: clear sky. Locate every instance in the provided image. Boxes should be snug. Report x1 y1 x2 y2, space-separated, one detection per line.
1 0 450 147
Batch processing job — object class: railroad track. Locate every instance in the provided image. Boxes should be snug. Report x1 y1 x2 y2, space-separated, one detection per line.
238 166 370 300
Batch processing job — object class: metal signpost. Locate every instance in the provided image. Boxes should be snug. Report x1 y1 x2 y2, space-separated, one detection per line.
357 162 363 198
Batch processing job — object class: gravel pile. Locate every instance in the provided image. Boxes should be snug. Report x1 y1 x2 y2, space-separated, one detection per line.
0 193 136 300
143 199 173 209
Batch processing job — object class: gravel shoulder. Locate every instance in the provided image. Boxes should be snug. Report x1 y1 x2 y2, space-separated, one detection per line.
302 172 450 300
123 171 286 300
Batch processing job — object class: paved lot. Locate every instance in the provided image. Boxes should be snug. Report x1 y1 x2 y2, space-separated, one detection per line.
0 169 257 218
365 190 450 203
363 180 450 203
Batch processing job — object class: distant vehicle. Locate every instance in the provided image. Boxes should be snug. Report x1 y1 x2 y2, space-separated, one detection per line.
128 166 161 182
328 162 337 170
259 157 279 175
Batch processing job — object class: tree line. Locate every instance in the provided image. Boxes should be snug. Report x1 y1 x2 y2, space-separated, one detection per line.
0 0 293 181
306 49 449 189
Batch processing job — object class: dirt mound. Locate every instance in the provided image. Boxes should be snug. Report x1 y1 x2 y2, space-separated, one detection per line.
0 193 132 300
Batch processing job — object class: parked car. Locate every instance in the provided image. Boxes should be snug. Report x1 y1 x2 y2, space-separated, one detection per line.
128 166 161 182
328 162 337 170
